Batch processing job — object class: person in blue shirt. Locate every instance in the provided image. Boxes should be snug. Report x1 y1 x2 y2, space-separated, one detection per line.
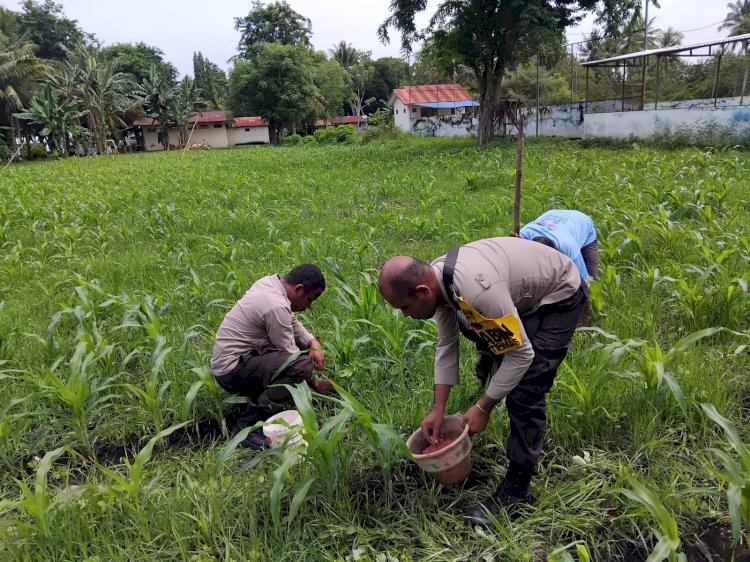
516 209 599 281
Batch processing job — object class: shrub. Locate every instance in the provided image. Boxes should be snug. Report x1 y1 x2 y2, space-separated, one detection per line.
313 124 355 145
301 135 315 146
281 133 302 146
30 142 47 159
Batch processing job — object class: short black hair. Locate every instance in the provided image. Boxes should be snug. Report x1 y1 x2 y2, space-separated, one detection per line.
284 264 326 293
532 236 557 249
388 257 432 297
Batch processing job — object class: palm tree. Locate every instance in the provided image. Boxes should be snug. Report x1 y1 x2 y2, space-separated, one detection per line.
329 40 360 69
0 31 49 153
658 27 685 48
719 0 750 102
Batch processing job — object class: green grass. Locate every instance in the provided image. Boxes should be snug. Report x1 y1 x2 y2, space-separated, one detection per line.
1 137 749 561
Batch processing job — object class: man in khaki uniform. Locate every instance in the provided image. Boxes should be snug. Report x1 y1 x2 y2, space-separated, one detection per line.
211 264 334 449
378 237 586 526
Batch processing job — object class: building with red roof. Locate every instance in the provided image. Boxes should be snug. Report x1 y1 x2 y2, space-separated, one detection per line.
132 111 269 151
388 84 479 136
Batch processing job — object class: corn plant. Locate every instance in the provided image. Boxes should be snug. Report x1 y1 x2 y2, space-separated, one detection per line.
34 342 120 455
125 336 173 433
614 476 687 562
556 364 608 430
323 316 372 378
325 257 383 321
356 308 434 369
1 447 82 537
547 542 591 562
95 422 187 533
701 403 750 546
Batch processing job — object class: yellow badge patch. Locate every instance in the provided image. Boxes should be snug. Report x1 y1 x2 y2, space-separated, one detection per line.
456 296 523 355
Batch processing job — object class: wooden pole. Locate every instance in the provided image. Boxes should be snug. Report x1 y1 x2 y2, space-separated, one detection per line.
513 110 525 235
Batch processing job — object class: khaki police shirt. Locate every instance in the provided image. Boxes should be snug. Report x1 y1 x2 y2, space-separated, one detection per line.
431 237 581 400
210 274 315 376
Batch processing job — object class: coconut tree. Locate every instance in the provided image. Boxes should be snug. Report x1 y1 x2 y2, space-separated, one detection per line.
719 0 750 102
329 40 361 69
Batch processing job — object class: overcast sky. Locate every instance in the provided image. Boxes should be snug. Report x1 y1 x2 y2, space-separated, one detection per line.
0 0 734 78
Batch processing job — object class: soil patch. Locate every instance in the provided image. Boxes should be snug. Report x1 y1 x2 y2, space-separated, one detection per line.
683 520 750 562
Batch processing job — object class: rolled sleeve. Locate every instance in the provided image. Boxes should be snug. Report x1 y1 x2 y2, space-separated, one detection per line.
434 306 460 386
264 308 301 354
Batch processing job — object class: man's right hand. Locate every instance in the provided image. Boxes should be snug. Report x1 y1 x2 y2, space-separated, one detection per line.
310 377 336 395
420 409 445 445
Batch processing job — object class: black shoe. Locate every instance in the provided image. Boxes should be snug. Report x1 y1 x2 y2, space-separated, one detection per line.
464 465 533 527
237 429 270 450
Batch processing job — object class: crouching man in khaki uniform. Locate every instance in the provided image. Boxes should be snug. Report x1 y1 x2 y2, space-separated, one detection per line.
378 237 586 527
210 264 335 449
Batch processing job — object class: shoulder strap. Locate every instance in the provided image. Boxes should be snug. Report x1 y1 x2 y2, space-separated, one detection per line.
442 246 461 310
441 246 487 349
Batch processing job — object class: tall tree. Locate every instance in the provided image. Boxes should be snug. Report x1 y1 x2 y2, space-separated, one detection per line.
100 42 178 86
312 55 349 121
14 82 86 156
173 76 207 147
379 0 649 145
137 65 177 150
364 57 409 111
0 31 49 151
228 43 317 144
17 0 85 61
234 1 312 60
193 52 228 110
63 42 139 154
329 40 361 69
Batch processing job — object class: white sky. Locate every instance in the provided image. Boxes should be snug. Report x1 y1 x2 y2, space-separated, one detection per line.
0 0 733 78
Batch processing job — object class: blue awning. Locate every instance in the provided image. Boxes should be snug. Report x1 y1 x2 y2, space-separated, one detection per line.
414 101 480 109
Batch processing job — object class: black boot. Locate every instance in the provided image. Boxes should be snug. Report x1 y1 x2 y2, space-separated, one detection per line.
464 462 534 527
232 404 270 450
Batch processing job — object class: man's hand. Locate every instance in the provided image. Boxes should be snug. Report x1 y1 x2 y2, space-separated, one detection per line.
509 231 520 237
307 340 325 371
420 408 446 445
309 377 336 395
463 405 490 435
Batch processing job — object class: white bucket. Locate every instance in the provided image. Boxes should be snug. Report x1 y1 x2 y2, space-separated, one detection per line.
262 410 306 448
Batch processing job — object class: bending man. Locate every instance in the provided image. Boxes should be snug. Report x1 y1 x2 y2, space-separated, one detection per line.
378 238 586 526
516 209 599 281
211 264 334 450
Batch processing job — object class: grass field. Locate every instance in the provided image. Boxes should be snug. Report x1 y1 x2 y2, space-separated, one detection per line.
1 137 749 561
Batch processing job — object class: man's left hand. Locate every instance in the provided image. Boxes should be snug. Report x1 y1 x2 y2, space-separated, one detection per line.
463 405 490 435
308 340 325 370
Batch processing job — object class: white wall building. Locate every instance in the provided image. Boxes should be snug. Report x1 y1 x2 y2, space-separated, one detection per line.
388 84 479 137
135 111 269 151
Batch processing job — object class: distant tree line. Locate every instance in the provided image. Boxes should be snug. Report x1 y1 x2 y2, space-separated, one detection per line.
1 0 747 153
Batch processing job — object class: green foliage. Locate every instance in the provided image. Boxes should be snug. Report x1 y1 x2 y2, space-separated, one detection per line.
281 133 302 146
193 51 228 110
313 124 356 144
29 141 46 158
17 0 84 61
228 43 317 144
100 42 178 86
233 0 312 61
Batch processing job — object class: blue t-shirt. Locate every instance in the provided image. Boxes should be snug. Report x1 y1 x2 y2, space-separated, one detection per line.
519 210 597 280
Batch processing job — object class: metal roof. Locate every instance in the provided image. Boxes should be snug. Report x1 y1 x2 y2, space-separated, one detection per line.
581 32 750 67
415 101 480 108
390 84 475 106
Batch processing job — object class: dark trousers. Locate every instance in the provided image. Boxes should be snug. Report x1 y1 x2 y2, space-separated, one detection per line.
215 351 313 423
483 287 587 469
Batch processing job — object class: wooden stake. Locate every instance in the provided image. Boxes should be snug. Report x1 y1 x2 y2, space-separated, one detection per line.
513 112 525 235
